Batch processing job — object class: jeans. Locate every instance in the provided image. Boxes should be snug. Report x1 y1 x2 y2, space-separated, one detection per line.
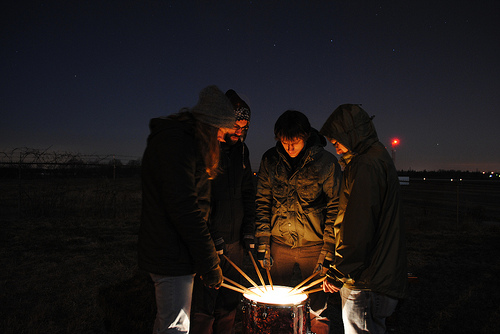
340 287 399 334
270 242 328 314
190 242 244 334
150 273 195 334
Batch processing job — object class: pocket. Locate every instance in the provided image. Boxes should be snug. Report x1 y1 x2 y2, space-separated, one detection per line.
373 293 399 318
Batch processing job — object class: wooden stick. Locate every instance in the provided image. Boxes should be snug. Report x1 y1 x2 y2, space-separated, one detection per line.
248 251 267 291
294 276 326 294
289 271 319 293
223 276 261 297
221 282 246 294
300 287 324 295
223 255 264 294
266 268 274 290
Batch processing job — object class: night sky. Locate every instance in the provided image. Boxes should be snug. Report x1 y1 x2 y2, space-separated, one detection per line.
2 0 499 172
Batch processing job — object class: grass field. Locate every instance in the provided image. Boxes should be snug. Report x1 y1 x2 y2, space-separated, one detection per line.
1 177 499 333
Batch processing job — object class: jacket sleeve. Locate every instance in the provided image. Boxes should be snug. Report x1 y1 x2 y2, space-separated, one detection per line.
334 160 381 281
159 131 219 275
240 143 256 237
254 152 273 246
321 159 342 256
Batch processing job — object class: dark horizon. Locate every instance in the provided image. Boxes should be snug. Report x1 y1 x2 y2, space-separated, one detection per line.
1 145 499 176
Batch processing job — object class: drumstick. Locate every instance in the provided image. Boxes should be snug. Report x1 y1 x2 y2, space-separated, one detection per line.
223 255 265 294
294 276 326 294
289 271 319 293
300 287 324 295
248 251 267 291
266 268 274 290
221 283 246 294
223 276 261 298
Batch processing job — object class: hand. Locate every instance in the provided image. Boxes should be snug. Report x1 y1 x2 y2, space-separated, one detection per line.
214 237 226 255
261 256 273 269
322 277 342 293
243 235 255 253
201 266 223 289
315 251 333 276
257 244 272 269
322 269 343 293
313 262 329 276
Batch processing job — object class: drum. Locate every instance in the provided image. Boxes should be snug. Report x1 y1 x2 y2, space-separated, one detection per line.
241 285 311 334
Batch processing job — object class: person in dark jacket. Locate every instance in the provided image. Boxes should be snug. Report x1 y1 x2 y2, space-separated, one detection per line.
190 89 256 333
320 104 407 334
255 110 342 334
138 85 236 333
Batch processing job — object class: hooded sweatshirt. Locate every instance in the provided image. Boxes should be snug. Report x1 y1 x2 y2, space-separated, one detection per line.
320 104 407 299
138 112 219 276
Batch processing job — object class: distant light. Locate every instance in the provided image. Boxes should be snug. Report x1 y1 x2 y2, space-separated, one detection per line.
391 138 400 147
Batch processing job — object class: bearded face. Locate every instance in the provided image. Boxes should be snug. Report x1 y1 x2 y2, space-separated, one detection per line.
226 120 249 145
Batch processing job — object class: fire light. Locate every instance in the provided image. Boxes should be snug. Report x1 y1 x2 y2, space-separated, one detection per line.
392 138 400 147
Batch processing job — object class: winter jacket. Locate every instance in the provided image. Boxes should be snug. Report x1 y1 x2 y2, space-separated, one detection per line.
320 104 407 299
209 140 256 245
255 129 341 257
138 111 220 276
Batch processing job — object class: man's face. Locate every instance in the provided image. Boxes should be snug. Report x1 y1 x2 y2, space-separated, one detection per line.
281 137 305 158
225 120 249 144
217 127 233 142
330 139 349 155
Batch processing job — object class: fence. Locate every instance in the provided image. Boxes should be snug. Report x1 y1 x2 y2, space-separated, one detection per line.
0 148 142 220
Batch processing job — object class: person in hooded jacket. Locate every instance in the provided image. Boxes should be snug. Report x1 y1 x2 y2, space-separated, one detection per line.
138 85 236 333
190 89 256 333
320 104 407 334
255 110 341 334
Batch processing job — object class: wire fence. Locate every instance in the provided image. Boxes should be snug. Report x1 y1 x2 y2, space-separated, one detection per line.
0 147 141 179
0 148 142 220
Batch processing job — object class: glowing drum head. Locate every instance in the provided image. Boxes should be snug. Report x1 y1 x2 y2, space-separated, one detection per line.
243 285 308 305
242 285 310 333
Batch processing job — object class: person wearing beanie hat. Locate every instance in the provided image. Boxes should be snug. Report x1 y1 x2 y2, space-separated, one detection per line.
191 85 236 130
138 85 235 333
226 89 251 121
190 89 256 334
320 104 407 334
255 110 342 334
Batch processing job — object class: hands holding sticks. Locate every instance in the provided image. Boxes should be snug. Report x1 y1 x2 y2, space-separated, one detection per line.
222 254 265 294
220 251 275 296
288 271 326 296
221 276 261 298
247 251 268 291
221 252 324 297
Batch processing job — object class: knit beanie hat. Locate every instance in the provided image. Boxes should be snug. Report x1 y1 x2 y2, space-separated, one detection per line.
191 85 235 129
225 89 251 122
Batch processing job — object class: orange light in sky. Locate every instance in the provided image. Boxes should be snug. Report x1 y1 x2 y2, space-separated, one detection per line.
392 138 400 147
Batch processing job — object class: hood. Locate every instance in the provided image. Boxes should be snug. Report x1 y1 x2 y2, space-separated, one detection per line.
276 128 327 161
308 128 327 148
147 111 194 144
320 104 379 155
